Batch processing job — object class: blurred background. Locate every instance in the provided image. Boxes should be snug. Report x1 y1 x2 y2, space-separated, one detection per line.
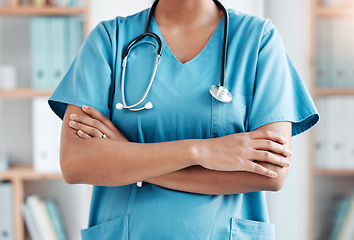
0 0 353 239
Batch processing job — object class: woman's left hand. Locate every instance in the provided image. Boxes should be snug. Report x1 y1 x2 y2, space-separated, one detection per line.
68 105 128 142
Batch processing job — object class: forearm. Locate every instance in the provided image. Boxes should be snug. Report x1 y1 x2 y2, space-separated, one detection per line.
146 122 292 195
61 105 196 186
146 162 288 195
65 105 291 191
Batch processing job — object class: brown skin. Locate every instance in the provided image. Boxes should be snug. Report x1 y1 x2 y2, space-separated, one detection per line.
59 0 293 195
63 105 291 195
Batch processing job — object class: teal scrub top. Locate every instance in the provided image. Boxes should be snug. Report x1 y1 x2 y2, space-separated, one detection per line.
49 8 319 240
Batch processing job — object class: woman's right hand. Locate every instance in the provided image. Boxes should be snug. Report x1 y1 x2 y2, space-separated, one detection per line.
196 130 292 178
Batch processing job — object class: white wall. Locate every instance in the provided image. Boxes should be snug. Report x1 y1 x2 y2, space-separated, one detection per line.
222 0 264 16
90 0 152 29
264 1 312 240
90 0 264 29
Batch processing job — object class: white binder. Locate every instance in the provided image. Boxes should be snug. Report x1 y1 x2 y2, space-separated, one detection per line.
32 97 62 173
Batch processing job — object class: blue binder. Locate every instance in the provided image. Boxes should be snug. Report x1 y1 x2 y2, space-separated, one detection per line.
68 17 84 64
0 182 14 240
30 17 52 90
50 17 68 89
30 17 84 90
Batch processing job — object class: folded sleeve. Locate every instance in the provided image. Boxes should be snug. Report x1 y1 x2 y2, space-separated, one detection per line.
48 21 115 120
248 23 319 136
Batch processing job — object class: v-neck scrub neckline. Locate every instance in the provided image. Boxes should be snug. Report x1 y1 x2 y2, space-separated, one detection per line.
150 15 225 66
149 15 225 95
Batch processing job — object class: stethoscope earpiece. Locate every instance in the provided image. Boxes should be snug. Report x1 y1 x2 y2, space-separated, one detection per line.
116 103 124 110
144 102 153 109
116 102 153 111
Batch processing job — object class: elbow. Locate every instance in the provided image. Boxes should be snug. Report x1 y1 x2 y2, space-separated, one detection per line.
268 178 285 192
261 163 289 192
60 151 82 185
267 172 287 192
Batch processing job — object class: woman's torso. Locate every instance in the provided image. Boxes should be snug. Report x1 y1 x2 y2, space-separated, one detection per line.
81 8 275 240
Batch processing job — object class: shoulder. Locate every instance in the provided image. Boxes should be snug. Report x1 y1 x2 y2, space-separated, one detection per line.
227 9 276 38
89 8 150 42
99 9 150 34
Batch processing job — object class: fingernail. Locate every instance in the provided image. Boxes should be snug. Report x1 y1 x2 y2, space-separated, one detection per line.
284 160 291 167
69 121 75 127
287 151 293 157
271 171 277 178
282 138 288 143
70 114 77 120
78 130 83 135
82 105 89 110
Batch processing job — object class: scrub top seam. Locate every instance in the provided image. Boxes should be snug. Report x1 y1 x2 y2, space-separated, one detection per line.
49 96 111 119
249 110 319 136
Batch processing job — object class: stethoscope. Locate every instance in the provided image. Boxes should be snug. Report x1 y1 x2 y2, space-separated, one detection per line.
115 0 233 112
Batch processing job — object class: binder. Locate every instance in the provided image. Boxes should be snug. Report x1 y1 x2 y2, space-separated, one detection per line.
22 203 41 240
313 97 326 168
68 17 84 64
31 17 84 90
338 197 354 240
332 19 351 88
50 17 68 89
327 97 344 169
46 200 67 240
32 97 61 173
26 195 52 240
348 97 354 169
0 182 14 240
31 17 52 90
326 20 335 88
39 200 57 240
330 196 352 240
316 19 329 88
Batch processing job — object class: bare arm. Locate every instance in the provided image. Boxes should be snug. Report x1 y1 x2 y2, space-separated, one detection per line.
146 122 292 195
61 105 195 186
63 105 291 191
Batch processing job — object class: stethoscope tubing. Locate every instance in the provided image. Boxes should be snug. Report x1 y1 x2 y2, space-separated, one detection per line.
115 0 231 113
123 32 162 58
119 50 160 111
212 0 228 87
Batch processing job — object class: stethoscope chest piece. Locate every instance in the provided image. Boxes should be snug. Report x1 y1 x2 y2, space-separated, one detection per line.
209 85 233 103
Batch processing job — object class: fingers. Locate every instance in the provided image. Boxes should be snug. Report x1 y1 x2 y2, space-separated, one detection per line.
69 113 110 138
69 120 104 138
77 130 92 139
251 139 292 158
82 105 116 130
245 161 278 178
249 130 287 144
251 150 290 168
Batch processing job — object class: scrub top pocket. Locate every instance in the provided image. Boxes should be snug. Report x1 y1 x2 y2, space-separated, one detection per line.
230 218 275 240
211 92 252 137
81 215 129 240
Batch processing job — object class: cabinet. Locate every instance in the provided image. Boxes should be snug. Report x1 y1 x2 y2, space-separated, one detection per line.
310 0 354 239
0 1 90 240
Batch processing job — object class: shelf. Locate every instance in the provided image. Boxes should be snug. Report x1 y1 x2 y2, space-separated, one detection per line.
0 88 52 98
316 6 354 17
0 6 87 16
0 165 62 181
313 168 354 176
313 88 354 96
